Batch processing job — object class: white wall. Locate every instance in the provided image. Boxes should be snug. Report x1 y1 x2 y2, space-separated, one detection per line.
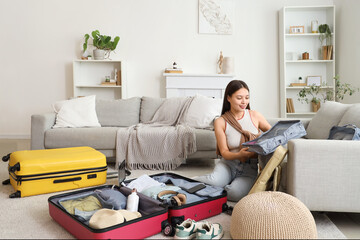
0 0 338 137
334 0 360 103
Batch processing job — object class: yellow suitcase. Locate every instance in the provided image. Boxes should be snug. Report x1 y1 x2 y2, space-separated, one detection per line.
4 147 107 198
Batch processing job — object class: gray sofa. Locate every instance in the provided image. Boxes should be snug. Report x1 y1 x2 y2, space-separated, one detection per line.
31 99 360 213
31 97 217 160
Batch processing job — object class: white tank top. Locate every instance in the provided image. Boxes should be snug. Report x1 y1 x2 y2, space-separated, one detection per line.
224 109 258 152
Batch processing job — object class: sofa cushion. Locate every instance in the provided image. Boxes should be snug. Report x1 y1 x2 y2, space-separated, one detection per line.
96 97 141 127
45 127 119 149
140 97 166 123
306 101 351 139
194 129 216 150
182 95 222 129
52 95 101 128
338 103 360 127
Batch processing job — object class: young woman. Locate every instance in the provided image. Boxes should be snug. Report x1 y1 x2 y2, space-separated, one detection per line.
195 80 271 202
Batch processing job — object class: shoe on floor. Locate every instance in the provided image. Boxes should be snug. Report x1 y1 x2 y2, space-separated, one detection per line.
196 222 224 239
174 218 200 239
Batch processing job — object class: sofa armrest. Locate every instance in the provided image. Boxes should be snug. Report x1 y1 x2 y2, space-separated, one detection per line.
31 113 56 150
266 118 311 129
287 138 360 212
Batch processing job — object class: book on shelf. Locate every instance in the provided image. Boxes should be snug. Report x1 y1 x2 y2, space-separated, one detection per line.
101 82 117 86
290 83 307 87
116 70 122 86
164 68 183 74
286 98 295 113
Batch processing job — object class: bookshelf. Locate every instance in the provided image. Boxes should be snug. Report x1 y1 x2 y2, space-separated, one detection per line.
279 5 335 117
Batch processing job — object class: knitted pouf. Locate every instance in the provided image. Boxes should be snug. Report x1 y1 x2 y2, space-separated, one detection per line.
230 191 317 239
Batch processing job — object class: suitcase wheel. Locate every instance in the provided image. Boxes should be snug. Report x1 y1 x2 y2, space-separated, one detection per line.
2 153 10 162
2 179 10 185
9 191 21 198
162 223 174 236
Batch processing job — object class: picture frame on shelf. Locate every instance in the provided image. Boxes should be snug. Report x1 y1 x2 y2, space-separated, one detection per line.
289 26 305 34
307 76 322 86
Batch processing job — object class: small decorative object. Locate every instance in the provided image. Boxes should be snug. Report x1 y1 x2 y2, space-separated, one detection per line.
302 52 309 60
298 77 303 83
311 20 318 33
223 57 234 74
114 69 118 81
297 84 324 112
105 76 110 82
217 51 224 74
173 62 178 69
87 55 92 60
289 26 305 34
307 76 322 86
83 30 120 60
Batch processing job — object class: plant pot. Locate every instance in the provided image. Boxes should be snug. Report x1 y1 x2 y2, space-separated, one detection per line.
312 102 320 112
93 49 105 60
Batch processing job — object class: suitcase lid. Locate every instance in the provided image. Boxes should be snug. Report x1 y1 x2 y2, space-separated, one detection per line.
9 147 106 175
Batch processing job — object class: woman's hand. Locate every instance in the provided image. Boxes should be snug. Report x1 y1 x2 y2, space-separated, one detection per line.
238 147 257 163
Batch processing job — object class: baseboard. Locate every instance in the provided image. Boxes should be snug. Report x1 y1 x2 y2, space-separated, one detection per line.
0 135 31 139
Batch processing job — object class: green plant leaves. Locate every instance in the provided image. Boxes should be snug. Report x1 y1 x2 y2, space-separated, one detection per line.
84 30 120 52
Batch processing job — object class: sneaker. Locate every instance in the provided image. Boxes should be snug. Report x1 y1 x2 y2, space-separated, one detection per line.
196 222 224 239
174 218 200 239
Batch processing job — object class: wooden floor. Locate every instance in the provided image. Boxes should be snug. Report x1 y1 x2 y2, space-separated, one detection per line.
1 139 360 239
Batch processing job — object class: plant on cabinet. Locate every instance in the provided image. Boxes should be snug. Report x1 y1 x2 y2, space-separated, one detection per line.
83 30 120 60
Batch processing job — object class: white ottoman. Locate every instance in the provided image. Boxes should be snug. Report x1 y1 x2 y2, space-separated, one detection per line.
230 191 317 239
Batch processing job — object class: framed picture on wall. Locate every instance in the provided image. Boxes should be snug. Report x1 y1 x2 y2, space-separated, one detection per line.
307 76 322 86
289 26 305 34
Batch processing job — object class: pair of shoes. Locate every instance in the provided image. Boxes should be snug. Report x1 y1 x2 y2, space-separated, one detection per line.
174 218 224 239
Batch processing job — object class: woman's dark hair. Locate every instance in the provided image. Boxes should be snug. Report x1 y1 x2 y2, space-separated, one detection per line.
221 80 250 115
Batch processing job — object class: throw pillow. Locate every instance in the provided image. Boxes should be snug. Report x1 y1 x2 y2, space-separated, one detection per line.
183 94 222 129
96 97 141 127
338 103 360 127
306 101 351 139
140 96 166 123
52 95 101 128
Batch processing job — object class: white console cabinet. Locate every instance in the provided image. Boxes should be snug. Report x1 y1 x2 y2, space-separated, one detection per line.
164 73 235 99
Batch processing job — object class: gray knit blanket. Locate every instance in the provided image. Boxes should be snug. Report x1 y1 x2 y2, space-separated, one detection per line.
116 97 197 170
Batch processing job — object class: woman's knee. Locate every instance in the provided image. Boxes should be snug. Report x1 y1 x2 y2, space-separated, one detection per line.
225 177 255 202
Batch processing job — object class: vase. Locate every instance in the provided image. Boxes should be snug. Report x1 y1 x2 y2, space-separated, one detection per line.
93 49 105 60
312 102 320 112
223 57 234 74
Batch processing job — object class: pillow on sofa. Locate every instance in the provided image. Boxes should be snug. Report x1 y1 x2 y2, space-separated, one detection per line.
140 97 166 123
52 95 101 128
306 101 351 139
338 103 360 127
96 97 141 127
182 94 222 129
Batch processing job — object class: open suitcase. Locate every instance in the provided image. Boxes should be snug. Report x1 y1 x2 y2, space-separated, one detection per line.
2 147 107 198
48 172 228 239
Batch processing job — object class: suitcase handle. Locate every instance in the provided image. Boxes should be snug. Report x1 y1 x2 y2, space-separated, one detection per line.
53 177 81 183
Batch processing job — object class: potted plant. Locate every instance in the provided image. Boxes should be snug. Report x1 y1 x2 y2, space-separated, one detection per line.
298 75 359 112
318 24 332 60
326 75 360 101
83 30 120 60
297 84 325 112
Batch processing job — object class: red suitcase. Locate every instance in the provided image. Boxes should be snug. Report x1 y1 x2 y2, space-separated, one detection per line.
48 172 227 239
48 185 168 239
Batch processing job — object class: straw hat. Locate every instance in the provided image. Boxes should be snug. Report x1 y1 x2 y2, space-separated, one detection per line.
89 209 124 229
230 191 317 239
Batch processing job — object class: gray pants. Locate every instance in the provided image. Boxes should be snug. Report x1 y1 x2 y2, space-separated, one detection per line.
194 158 258 202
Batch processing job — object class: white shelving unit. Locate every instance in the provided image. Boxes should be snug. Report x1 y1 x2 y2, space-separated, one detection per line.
164 73 235 99
279 5 335 118
73 60 126 99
